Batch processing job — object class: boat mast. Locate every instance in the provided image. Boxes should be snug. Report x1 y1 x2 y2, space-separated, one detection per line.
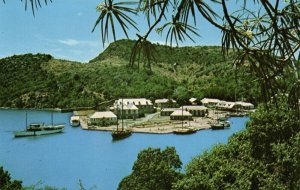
121 97 124 131
182 106 183 128
51 111 53 126
25 111 28 129
116 101 119 131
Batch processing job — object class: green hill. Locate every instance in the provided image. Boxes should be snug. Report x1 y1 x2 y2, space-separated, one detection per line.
0 39 259 109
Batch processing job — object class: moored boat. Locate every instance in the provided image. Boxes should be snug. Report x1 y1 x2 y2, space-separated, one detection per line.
211 121 230 130
70 116 80 127
173 127 197 135
112 129 132 140
228 112 244 117
14 123 64 138
14 112 65 138
112 97 132 140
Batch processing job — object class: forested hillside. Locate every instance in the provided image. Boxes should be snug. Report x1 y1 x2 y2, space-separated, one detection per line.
0 39 259 109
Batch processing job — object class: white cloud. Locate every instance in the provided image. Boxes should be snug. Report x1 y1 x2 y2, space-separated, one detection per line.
58 39 98 47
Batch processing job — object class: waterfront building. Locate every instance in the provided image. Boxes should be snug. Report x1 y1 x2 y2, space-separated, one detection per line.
201 98 220 107
216 101 255 111
180 105 208 117
90 111 117 126
216 101 237 111
170 110 192 120
114 98 155 116
235 101 255 110
154 98 177 108
114 103 139 119
160 108 179 116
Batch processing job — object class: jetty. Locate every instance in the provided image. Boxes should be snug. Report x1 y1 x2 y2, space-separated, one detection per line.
79 115 212 134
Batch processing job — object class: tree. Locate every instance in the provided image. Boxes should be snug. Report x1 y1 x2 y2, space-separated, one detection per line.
0 166 22 190
4 0 299 111
92 0 300 115
173 98 300 190
172 86 189 105
117 147 182 190
2 0 52 16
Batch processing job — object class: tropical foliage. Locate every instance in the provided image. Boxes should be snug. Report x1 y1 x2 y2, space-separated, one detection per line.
0 40 259 109
0 166 22 190
118 98 300 190
1 0 52 16
92 0 300 114
118 147 182 190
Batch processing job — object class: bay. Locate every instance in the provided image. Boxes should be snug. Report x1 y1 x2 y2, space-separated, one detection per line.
0 109 249 190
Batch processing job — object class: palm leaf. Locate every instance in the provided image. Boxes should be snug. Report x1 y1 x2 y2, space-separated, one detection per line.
19 0 52 16
92 0 139 46
129 37 157 72
156 17 200 46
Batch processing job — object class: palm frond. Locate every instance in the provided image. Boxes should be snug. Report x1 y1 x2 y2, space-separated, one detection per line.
129 36 157 72
156 17 200 46
92 0 139 46
20 0 52 16
138 0 166 27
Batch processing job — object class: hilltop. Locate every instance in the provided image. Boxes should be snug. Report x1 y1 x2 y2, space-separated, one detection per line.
0 39 259 109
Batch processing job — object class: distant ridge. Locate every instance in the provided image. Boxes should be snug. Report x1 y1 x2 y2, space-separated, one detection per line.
0 40 259 109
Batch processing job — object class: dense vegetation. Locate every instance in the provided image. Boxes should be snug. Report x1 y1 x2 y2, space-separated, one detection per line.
0 39 258 109
0 167 22 190
118 98 300 190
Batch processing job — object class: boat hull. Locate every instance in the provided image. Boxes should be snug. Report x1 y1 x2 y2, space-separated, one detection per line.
211 125 225 130
70 122 80 127
70 116 80 127
112 130 132 140
14 129 63 138
211 121 230 130
173 128 197 135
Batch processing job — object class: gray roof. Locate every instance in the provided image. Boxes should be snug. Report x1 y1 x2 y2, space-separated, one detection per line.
170 110 192 116
181 105 208 110
90 111 117 119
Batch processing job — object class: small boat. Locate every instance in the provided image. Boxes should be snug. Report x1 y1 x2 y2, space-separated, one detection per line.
173 127 197 135
211 121 230 130
228 112 244 117
14 123 64 138
70 116 80 127
218 116 228 121
112 129 132 140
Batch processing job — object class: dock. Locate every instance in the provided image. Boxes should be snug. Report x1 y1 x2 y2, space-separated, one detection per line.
79 115 212 134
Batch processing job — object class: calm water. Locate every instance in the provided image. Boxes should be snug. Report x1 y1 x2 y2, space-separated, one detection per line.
0 109 249 190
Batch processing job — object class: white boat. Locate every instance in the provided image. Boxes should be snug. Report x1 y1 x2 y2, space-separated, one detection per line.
14 112 64 138
14 123 64 137
70 116 80 127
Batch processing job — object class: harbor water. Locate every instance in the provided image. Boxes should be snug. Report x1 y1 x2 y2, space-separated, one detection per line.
0 109 249 190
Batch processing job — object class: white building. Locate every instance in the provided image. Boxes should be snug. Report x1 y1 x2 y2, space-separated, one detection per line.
201 98 221 107
170 110 192 120
180 105 208 117
235 101 255 110
90 111 117 126
114 98 155 116
154 98 177 108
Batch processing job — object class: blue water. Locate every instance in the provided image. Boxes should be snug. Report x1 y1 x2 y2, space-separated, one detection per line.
0 109 249 190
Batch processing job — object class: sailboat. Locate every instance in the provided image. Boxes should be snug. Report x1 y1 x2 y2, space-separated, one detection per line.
14 111 64 138
173 106 196 135
211 106 230 130
111 98 132 140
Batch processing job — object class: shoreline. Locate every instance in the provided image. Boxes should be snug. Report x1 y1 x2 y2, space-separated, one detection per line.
0 107 63 112
79 115 215 134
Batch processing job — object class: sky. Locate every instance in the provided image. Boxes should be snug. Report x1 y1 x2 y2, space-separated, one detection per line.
0 1 226 62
